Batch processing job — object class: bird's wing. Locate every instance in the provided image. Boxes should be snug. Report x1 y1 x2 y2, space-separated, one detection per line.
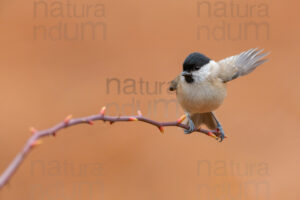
169 75 180 91
216 48 269 82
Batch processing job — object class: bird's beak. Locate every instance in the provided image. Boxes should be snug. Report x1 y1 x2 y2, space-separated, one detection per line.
181 71 192 77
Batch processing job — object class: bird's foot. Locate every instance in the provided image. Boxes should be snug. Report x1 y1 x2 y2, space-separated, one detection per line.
184 114 195 134
215 125 225 142
184 125 195 134
211 112 226 142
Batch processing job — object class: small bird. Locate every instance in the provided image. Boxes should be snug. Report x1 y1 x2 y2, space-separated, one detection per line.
169 48 269 141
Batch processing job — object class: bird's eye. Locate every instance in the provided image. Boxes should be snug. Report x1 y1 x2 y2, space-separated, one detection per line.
195 66 200 70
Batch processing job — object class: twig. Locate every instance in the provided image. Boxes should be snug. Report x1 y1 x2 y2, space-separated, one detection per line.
0 107 223 189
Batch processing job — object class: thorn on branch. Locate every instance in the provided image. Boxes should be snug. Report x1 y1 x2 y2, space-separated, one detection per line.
129 117 138 121
137 110 142 116
176 114 186 124
100 106 106 116
30 139 43 147
29 127 37 134
207 131 217 139
158 126 164 134
64 115 72 125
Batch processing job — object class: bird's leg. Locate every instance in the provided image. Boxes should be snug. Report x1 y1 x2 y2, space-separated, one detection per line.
211 112 225 142
184 113 195 134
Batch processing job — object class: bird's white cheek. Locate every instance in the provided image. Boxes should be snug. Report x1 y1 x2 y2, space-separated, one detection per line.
180 75 185 82
193 64 212 82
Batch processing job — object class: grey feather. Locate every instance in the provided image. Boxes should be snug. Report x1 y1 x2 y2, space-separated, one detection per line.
169 76 180 91
218 48 270 82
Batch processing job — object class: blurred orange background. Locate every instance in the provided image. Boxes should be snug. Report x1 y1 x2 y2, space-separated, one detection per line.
0 0 299 199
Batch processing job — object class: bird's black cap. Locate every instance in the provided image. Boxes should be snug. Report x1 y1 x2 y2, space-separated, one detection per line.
183 52 211 72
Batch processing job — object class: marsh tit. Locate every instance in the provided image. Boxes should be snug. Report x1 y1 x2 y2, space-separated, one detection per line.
169 48 269 141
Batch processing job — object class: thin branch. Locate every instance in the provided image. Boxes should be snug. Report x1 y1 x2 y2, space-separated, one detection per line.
0 107 223 189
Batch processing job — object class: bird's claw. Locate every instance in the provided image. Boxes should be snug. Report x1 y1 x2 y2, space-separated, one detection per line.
216 126 225 142
184 124 195 134
211 112 226 142
184 114 195 134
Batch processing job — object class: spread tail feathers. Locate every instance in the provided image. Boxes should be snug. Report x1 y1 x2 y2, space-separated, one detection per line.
184 112 217 130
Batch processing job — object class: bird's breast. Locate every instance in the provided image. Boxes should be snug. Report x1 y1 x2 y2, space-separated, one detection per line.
177 79 226 114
